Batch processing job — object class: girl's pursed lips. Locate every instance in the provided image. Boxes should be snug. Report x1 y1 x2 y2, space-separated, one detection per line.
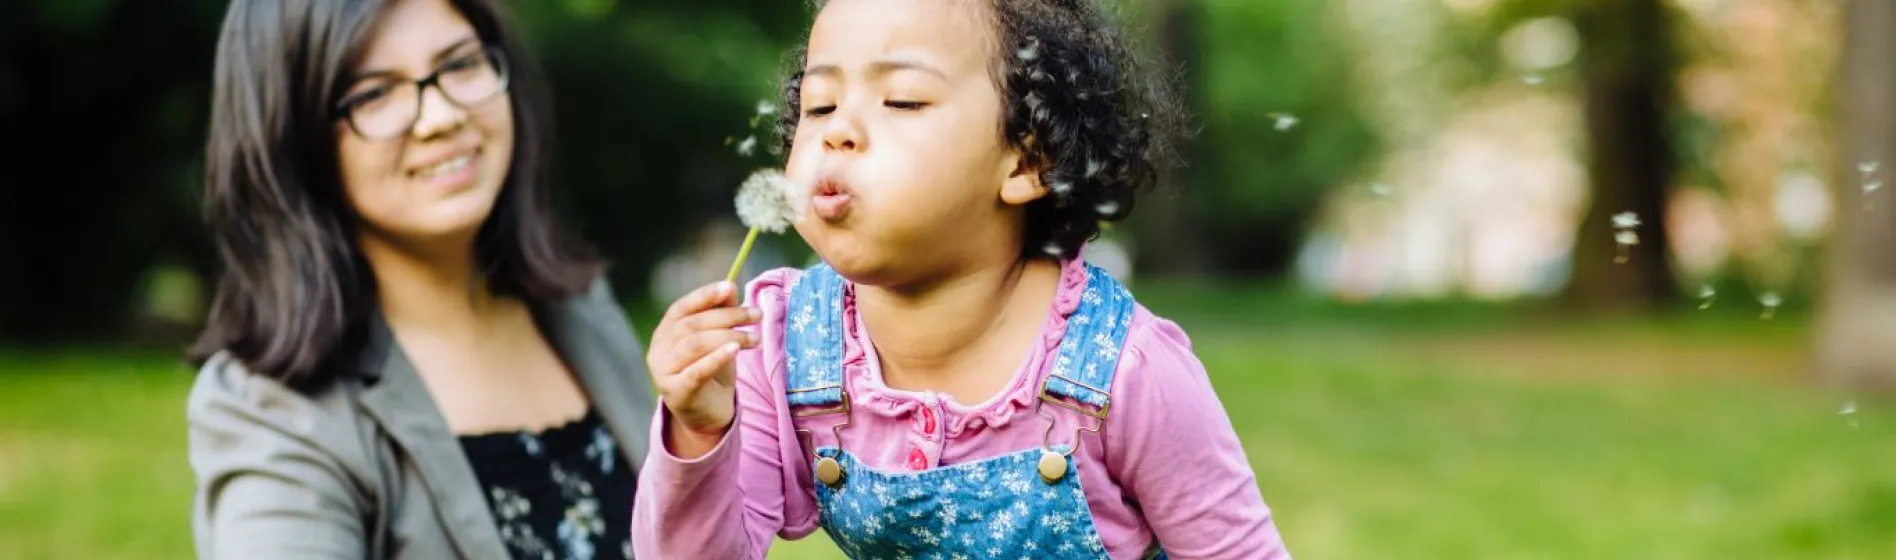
812 175 855 221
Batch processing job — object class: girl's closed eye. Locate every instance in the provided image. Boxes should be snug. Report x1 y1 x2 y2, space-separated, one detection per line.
883 99 927 111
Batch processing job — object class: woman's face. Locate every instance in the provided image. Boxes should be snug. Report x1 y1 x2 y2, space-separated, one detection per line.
335 0 514 249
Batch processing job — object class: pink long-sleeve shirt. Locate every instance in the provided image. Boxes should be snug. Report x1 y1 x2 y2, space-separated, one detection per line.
632 259 1289 559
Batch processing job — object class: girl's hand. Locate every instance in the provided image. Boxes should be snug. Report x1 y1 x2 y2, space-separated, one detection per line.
645 281 760 457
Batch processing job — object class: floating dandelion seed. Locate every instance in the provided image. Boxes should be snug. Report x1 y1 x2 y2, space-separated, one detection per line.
747 99 779 128
1612 211 1642 229
1085 159 1103 179
1268 113 1299 131
1841 400 1859 429
736 136 758 157
1095 201 1120 216
1522 73 1545 85
1860 161 1884 210
1042 241 1064 257
1017 41 1040 62
728 169 806 283
1612 211 1641 264
1757 291 1782 319
1698 284 1716 310
1369 183 1392 197
1049 181 1074 195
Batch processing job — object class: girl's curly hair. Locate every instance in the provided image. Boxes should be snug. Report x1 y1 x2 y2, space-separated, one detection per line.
775 0 1187 260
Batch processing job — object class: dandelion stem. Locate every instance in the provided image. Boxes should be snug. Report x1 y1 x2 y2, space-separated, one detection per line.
727 226 762 284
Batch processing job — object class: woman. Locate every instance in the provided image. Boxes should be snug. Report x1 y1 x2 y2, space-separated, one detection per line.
185 0 655 558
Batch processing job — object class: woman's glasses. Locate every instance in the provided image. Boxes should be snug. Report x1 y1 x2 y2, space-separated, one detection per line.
334 45 510 141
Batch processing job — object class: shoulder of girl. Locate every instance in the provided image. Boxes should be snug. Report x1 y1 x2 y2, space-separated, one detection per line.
742 266 805 302
1115 308 1205 382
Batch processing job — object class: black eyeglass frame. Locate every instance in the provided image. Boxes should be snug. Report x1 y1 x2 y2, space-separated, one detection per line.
332 45 511 141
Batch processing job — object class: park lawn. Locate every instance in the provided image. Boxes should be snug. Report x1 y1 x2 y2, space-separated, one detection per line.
2 285 1892 559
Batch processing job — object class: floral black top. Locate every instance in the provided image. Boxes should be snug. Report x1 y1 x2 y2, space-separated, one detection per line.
460 409 634 560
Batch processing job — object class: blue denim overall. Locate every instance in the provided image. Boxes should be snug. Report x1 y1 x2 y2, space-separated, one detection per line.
784 263 1165 559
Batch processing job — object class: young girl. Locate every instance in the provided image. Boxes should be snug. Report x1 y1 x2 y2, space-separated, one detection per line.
633 0 1290 558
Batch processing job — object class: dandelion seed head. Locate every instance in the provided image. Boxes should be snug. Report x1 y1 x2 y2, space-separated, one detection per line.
1612 211 1642 229
1614 230 1640 246
735 168 804 234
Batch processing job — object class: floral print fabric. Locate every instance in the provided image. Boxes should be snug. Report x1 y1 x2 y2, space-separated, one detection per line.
462 409 633 560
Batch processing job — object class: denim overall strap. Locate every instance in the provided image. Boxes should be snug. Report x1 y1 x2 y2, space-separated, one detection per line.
783 264 849 407
1040 264 1137 415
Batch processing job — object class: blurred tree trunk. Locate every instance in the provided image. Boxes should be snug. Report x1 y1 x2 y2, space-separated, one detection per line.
1813 0 1896 392
1129 0 1212 278
1560 0 1679 311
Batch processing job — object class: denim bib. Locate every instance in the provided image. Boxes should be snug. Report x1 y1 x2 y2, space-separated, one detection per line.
784 263 1163 559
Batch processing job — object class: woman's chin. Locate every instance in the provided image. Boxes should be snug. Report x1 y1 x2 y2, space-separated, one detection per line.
363 206 494 253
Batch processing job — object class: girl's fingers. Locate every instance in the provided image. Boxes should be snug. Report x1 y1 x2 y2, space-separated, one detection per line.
660 329 753 377
674 306 762 335
666 341 740 393
658 281 738 332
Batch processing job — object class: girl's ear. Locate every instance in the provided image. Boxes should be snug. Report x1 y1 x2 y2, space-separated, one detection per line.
999 136 1048 205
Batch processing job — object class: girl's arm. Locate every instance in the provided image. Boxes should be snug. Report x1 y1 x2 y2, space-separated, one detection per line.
632 270 822 559
1106 316 1292 559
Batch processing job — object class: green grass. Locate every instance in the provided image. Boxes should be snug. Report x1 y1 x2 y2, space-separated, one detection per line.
3 285 1892 559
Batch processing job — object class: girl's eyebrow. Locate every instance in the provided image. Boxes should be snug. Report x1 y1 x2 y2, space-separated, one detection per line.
350 36 481 82
805 58 949 81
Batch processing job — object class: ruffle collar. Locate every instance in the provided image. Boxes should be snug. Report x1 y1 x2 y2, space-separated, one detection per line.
835 256 1094 437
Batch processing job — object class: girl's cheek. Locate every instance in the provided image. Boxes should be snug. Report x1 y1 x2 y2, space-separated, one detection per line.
786 136 823 182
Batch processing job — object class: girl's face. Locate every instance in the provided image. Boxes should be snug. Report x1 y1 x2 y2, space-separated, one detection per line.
335 0 514 252
787 0 1047 287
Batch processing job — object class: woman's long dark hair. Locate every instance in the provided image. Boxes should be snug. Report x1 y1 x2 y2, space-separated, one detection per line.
189 0 599 390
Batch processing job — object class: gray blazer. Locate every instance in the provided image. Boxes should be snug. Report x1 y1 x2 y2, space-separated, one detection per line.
186 280 657 559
